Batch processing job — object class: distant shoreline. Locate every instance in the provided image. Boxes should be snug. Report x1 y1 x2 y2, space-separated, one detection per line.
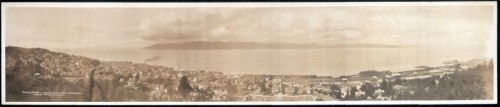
6 46 489 78
143 41 408 50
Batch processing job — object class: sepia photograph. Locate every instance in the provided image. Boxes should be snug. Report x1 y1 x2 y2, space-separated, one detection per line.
1 2 497 105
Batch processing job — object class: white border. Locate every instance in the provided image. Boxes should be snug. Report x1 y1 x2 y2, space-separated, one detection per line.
1 2 497 105
0 2 497 8
0 100 497 105
2 2 8 105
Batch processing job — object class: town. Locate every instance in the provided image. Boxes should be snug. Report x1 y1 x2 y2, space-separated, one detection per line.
5 46 495 101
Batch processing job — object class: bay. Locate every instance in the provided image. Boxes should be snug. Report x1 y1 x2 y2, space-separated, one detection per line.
50 47 489 77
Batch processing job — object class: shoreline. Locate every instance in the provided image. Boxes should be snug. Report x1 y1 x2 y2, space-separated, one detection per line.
15 46 491 77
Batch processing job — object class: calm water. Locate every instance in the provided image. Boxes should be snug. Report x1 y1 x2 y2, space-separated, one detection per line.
51 47 490 77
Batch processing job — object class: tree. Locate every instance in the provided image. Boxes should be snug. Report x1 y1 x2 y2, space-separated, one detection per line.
163 78 174 88
361 83 376 97
350 87 357 99
394 78 403 85
329 84 341 99
429 79 436 88
196 87 215 101
260 77 268 94
108 75 122 101
135 73 140 83
345 88 351 100
454 63 461 70
442 73 449 80
384 81 394 96
380 78 387 90
127 73 133 79
178 76 193 99
227 81 239 94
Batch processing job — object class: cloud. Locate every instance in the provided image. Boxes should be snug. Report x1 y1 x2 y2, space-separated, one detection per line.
137 8 372 45
5 6 495 48
135 6 494 46
138 8 241 43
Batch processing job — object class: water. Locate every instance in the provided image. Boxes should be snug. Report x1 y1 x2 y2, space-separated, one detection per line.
50 47 490 77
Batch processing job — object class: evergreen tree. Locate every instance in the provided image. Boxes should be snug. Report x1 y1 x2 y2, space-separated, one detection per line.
336 89 342 100
385 80 394 96
361 83 376 97
329 84 341 99
350 87 357 99
178 76 193 99
345 88 351 100
455 63 461 70
135 73 140 83
430 79 436 88
394 78 402 85
127 73 133 79
227 81 239 94
380 78 387 90
261 77 268 95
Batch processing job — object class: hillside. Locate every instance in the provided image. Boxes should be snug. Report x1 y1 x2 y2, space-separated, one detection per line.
5 46 244 102
6 46 97 101
5 46 184 101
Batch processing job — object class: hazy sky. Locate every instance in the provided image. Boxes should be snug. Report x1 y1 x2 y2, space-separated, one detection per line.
5 5 496 48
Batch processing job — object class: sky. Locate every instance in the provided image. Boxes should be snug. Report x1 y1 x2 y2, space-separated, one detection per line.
5 5 496 48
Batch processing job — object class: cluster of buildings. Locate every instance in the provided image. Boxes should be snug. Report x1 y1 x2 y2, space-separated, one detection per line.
96 58 487 101
8 47 491 101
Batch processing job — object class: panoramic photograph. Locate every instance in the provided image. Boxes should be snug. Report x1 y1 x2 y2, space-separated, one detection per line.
1 2 497 104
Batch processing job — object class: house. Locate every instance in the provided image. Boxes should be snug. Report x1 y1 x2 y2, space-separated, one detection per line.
375 94 391 100
177 73 183 78
340 87 351 98
374 89 385 96
308 76 336 85
393 85 404 91
148 84 165 100
358 70 391 77
434 79 440 86
34 73 42 78
271 85 281 95
402 75 432 80
429 69 446 73
346 81 363 86
296 87 307 95
460 65 473 70
247 95 315 101
355 91 366 97
429 69 447 76
284 87 295 95
213 90 229 101
391 73 402 77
